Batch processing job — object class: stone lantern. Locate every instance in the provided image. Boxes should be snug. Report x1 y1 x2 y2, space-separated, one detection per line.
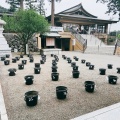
0 18 11 57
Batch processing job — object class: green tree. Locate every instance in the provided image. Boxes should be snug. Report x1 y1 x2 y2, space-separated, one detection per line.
2 15 15 32
2 9 49 54
48 0 61 26
96 0 120 20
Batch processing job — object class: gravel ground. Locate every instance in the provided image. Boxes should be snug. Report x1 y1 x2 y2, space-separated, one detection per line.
0 51 120 120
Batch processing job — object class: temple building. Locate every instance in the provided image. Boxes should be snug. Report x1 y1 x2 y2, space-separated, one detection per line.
40 3 118 53
47 3 117 35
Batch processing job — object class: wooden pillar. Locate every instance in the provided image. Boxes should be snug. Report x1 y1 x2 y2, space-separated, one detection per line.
105 24 108 34
54 38 56 48
61 39 62 50
35 33 41 49
69 38 72 51
44 38 46 48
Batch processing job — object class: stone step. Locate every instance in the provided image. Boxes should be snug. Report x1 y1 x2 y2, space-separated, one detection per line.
85 46 115 55
81 34 106 46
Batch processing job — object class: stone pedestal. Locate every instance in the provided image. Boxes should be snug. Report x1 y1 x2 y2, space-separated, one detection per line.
0 19 11 58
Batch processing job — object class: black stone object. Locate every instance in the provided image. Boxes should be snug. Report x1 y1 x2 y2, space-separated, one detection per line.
4 60 10 65
8 68 16 76
34 67 41 74
86 62 91 67
1 57 5 61
6 54 10 58
20 55 23 58
51 73 59 81
81 59 86 64
71 62 76 67
35 63 40 68
108 64 113 69
99 68 106 75
73 66 79 71
89 65 94 70
56 86 67 99
108 75 118 84
72 70 80 78
22 60 27 65
117 68 120 73
18 64 24 70
12 58 17 63
24 75 34 85
24 91 38 106
52 66 58 72
75 57 79 61
15 57 20 61
85 81 95 93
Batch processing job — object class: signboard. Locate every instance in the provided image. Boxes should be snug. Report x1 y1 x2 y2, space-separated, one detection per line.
72 39 76 46
46 38 55 46
49 26 63 32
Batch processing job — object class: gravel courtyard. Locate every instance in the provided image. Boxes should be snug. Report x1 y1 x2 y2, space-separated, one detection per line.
0 51 120 120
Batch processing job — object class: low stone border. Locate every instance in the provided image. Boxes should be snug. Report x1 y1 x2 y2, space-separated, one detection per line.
0 84 8 120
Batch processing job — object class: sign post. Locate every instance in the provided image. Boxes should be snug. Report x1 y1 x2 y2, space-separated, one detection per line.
72 39 76 51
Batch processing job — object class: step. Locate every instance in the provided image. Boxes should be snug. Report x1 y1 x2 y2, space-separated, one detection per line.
85 46 115 55
80 34 106 46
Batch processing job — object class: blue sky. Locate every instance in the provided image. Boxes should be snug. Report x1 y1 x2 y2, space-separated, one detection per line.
1 0 120 31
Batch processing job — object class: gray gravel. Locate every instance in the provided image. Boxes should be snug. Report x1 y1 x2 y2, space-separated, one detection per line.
0 51 120 120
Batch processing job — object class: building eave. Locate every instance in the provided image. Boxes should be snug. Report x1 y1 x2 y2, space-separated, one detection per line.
55 14 118 24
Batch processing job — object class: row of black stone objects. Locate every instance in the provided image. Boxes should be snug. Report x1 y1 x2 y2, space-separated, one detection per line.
24 85 68 106
22 54 47 85
3 53 46 76
80 59 119 84
51 54 59 81
1 54 10 61
24 81 98 107
62 55 80 78
34 54 46 75
8 55 28 76
24 82 97 107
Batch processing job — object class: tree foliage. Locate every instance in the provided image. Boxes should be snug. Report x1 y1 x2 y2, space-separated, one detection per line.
6 0 46 15
2 9 49 54
96 0 120 20
6 0 38 11
0 6 9 13
2 15 15 32
6 0 20 12
25 0 37 10
36 0 46 16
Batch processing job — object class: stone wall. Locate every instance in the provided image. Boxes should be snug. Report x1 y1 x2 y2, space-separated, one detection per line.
3 33 39 52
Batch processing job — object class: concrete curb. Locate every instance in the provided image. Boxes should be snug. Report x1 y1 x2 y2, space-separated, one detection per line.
0 84 8 120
